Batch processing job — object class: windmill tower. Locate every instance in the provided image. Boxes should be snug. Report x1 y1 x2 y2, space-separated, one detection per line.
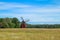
20 17 29 28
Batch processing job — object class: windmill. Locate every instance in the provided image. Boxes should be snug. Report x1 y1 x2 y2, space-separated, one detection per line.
20 17 29 28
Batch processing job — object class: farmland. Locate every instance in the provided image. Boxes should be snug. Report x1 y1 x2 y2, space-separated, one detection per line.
0 28 60 40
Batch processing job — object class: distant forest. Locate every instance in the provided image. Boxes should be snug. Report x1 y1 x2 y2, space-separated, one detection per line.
0 17 60 28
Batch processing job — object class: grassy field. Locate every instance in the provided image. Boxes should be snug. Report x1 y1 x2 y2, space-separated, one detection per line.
0 28 60 40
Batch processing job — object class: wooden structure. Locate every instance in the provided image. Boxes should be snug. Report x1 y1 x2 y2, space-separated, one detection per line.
20 17 26 28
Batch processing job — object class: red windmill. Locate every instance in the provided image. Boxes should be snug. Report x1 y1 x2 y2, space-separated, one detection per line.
20 17 29 28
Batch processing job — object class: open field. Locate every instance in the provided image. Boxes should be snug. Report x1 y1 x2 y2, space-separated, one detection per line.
0 28 60 40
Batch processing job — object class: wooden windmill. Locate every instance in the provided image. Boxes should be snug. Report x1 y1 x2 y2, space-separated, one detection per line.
20 17 29 28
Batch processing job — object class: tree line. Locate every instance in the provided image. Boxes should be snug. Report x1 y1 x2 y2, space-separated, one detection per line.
27 24 60 28
0 17 60 28
0 17 21 28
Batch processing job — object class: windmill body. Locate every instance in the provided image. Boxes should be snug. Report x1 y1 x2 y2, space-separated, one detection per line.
20 20 26 28
20 17 26 28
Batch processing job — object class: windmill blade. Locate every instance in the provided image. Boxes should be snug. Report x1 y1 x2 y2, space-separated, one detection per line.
20 17 29 22
20 17 24 21
25 19 29 22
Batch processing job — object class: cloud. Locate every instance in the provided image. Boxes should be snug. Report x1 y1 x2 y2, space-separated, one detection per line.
14 8 60 13
0 2 32 10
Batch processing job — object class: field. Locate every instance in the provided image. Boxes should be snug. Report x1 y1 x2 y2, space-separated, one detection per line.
0 28 60 40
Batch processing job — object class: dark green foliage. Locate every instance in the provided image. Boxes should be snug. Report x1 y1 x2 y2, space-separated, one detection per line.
12 17 20 28
0 17 21 28
27 24 60 28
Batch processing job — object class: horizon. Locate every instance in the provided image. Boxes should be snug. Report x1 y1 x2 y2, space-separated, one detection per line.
0 0 60 24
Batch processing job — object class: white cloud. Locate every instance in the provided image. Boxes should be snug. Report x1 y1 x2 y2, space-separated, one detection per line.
12 5 60 13
0 2 32 10
19 8 60 13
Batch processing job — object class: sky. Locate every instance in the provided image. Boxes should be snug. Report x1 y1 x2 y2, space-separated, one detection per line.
0 0 60 24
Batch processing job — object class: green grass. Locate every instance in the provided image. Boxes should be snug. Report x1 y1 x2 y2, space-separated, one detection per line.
0 28 60 40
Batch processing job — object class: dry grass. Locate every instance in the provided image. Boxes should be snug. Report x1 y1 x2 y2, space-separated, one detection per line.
0 28 60 40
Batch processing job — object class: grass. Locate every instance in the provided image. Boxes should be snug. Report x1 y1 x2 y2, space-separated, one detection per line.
0 28 60 40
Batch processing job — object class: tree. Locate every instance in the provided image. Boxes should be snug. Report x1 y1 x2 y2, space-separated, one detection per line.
12 17 20 28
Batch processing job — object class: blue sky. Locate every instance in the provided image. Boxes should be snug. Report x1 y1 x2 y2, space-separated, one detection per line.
0 0 60 24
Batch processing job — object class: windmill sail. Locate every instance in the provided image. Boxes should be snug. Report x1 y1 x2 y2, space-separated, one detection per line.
21 17 24 21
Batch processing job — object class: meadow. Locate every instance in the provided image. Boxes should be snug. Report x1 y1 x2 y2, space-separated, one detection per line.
0 28 60 40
